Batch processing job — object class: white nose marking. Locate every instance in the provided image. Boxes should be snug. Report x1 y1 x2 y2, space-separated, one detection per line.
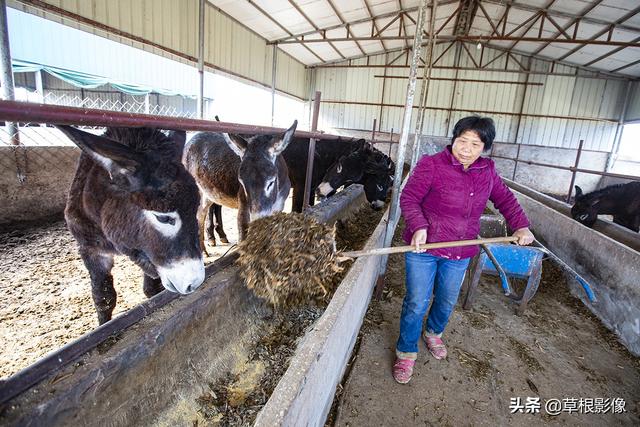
318 182 333 196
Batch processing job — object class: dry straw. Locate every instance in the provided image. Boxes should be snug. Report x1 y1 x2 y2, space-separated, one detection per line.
237 212 344 308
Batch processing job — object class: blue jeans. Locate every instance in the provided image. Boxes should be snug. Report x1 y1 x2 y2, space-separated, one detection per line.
396 252 470 354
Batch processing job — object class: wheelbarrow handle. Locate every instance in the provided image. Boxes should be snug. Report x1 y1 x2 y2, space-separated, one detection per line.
340 236 519 258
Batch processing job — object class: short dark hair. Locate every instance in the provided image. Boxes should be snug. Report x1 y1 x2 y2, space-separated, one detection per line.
451 116 496 151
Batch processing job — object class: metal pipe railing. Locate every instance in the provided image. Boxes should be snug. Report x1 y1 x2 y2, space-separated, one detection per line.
491 153 640 182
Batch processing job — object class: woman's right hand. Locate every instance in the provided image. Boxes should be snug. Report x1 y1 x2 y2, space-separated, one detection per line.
411 229 427 253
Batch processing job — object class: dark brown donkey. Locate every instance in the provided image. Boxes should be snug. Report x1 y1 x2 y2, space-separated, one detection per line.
183 120 297 253
60 126 205 325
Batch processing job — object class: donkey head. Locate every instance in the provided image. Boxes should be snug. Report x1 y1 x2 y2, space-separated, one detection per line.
223 120 297 221
58 126 204 294
317 148 370 197
318 145 394 210
571 185 599 227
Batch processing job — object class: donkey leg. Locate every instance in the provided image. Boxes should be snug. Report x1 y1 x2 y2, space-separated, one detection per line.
213 203 229 243
80 250 116 325
206 204 218 246
292 185 304 213
197 199 212 256
143 274 164 298
237 199 250 241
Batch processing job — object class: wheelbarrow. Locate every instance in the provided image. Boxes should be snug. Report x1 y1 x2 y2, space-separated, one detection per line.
463 243 545 315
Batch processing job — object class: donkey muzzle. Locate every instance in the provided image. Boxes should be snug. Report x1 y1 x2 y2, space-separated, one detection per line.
156 257 205 294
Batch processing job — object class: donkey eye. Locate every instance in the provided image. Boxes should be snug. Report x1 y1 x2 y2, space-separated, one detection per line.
266 180 275 190
336 163 343 174
155 214 175 225
376 184 383 191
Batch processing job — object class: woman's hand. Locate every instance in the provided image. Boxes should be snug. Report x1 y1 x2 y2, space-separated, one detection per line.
513 227 534 245
411 229 427 253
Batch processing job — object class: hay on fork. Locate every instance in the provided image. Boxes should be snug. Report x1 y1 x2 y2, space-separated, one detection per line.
237 212 345 308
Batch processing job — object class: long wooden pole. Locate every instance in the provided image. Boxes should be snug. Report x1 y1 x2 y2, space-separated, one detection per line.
342 236 518 258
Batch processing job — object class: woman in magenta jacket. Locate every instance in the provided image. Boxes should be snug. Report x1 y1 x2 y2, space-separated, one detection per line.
393 116 534 384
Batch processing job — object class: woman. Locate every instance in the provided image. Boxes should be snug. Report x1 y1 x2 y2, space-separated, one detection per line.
393 116 534 384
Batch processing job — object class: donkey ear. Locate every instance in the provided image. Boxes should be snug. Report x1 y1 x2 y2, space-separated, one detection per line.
574 186 583 197
223 133 248 158
168 130 186 154
56 125 142 177
271 120 297 156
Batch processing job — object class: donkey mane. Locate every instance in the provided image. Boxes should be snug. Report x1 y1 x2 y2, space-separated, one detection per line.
578 182 636 201
103 127 176 154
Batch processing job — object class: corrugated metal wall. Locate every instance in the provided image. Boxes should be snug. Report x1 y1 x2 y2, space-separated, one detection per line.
314 43 629 152
11 0 308 100
625 81 640 122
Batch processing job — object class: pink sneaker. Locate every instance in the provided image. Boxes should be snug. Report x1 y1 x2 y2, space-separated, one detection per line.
424 335 447 360
392 358 415 384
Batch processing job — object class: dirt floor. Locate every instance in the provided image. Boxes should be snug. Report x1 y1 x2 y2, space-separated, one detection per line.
0 201 246 379
329 221 640 426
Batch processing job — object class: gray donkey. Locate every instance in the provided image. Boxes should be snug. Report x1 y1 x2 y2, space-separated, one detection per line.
60 126 205 325
183 120 297 253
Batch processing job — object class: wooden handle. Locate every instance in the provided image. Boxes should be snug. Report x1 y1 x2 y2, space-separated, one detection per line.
340 236 519 258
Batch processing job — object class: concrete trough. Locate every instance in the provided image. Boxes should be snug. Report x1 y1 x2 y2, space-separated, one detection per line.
509 189 640 356
255 202 395 426
0 185 368 426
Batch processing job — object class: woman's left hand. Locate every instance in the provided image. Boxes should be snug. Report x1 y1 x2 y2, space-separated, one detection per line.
513 227 534 245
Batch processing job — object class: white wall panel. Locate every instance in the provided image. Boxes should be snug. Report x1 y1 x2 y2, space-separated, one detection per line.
313 44 629 153
11 0 308 99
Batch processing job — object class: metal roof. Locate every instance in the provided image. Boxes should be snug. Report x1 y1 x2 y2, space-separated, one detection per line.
208 0 640 77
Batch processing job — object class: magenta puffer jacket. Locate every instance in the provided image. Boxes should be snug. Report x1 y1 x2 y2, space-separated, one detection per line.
400 146 530 260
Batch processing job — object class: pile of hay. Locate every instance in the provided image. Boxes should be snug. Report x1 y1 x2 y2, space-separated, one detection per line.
237 212 344 308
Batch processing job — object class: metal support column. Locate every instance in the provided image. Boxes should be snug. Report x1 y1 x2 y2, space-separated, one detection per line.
35 69 44 103
444 41 462 137
197 0 205 119
0 0 18 145
377 0 428 286
303 91 321 211
411 0 438 168
511 58 531 180
271 44 278 126
566 139 584 202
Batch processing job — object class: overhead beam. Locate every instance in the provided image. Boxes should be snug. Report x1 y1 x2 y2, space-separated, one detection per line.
272 0 460 44
483 0 640 34
288 0 344 60
530 0 604 57
245 0 326 63
556 4 640 61
276 35 640 48
363 0 387 51
325 0 366 56
610 58 640 74
584 35 640 67
500 0 555 62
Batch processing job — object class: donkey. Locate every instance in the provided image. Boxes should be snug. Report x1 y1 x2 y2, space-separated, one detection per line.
204 144 395 246
183 121 297 253
571 182 640 232
282 137 394 212
60 126 205 325
317 144 395 210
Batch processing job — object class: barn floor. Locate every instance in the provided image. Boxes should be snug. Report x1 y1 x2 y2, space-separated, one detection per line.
330 224 640 426
0 195 277 379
